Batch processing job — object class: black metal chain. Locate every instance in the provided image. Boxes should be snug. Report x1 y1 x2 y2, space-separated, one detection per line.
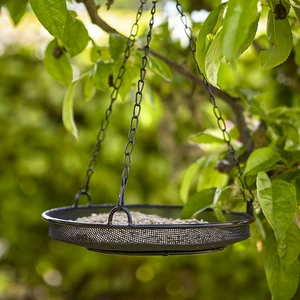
74 0 147 206
117 0 157 207
175 1 254 204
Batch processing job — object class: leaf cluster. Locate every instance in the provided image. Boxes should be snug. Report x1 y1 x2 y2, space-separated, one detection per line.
196 0 299 87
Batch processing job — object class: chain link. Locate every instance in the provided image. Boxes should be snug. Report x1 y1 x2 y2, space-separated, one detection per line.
118 0 157 207
75 0 147 203
175 1 254 202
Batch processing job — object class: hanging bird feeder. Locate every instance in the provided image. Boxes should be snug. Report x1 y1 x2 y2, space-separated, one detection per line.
42 0 254 256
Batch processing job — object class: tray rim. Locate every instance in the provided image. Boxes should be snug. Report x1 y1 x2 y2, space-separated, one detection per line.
42 204 255 229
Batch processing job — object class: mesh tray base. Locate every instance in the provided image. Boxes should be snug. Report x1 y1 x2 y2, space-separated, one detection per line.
42 204 253 256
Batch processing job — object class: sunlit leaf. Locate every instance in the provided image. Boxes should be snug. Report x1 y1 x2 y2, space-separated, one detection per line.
43 39 73 87
213 187 226 221
243 147 281 176
196 2 226 77
6 0 28 25
264 232 299 300
222 0 259 62
293 5 300 23
237 17 259 57
205 31 223 86
257 172 297 240
181 188 216 219
197 168 228 191
62 12 90 57
84 74 96 102
148 56 173 81
259 11 293 68
63 81 78 139
189 132 224 144
180 162 200 203
30 0 67 39
290 0 300 8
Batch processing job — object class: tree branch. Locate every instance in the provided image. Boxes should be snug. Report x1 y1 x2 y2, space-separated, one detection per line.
82 0 253 154
80 0 119 34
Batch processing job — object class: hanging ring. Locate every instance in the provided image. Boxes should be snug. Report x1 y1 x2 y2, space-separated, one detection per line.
73 190 92 208
107 177 133 225
108 206 133 226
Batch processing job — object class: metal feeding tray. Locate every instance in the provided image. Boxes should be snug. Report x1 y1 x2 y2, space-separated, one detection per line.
42 204 254 256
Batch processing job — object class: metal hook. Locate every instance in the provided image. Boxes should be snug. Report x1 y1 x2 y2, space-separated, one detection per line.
108 205 133 226
73 190 92 208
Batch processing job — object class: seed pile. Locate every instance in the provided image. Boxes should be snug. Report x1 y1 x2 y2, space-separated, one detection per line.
75 211 205 225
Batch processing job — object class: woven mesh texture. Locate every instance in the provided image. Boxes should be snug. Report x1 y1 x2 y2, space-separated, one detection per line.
44 205 252 254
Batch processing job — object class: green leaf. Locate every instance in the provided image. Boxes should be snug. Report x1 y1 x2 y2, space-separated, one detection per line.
213 187 226 222
243 147 281 176
259 11 293 68
281 122 300 151
276 169 300 182
196 3 226 77
180 162 200 203
90 46 110 62
113 61 134 101
62 12 90 57
222 0 259 62
189 132 224 144
118 70 132 101
205 31 223 86
43 39 73 87
257 172 297 240
92 61 113 91
112 60 134 101
264 232 299 300
181 188 216 219
293 6 300 22
197 168 228 191
290 0 300 8
237 17 259 57
277 221 300 265
148 56 173 82
6 0 28 25
84 74 96 102
63 81 78 139
267 106 300 119
29 0 67 39
253 217 266 240
109 34 127 61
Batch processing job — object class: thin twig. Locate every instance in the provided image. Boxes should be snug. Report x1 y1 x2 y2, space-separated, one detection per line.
82 0 253 154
